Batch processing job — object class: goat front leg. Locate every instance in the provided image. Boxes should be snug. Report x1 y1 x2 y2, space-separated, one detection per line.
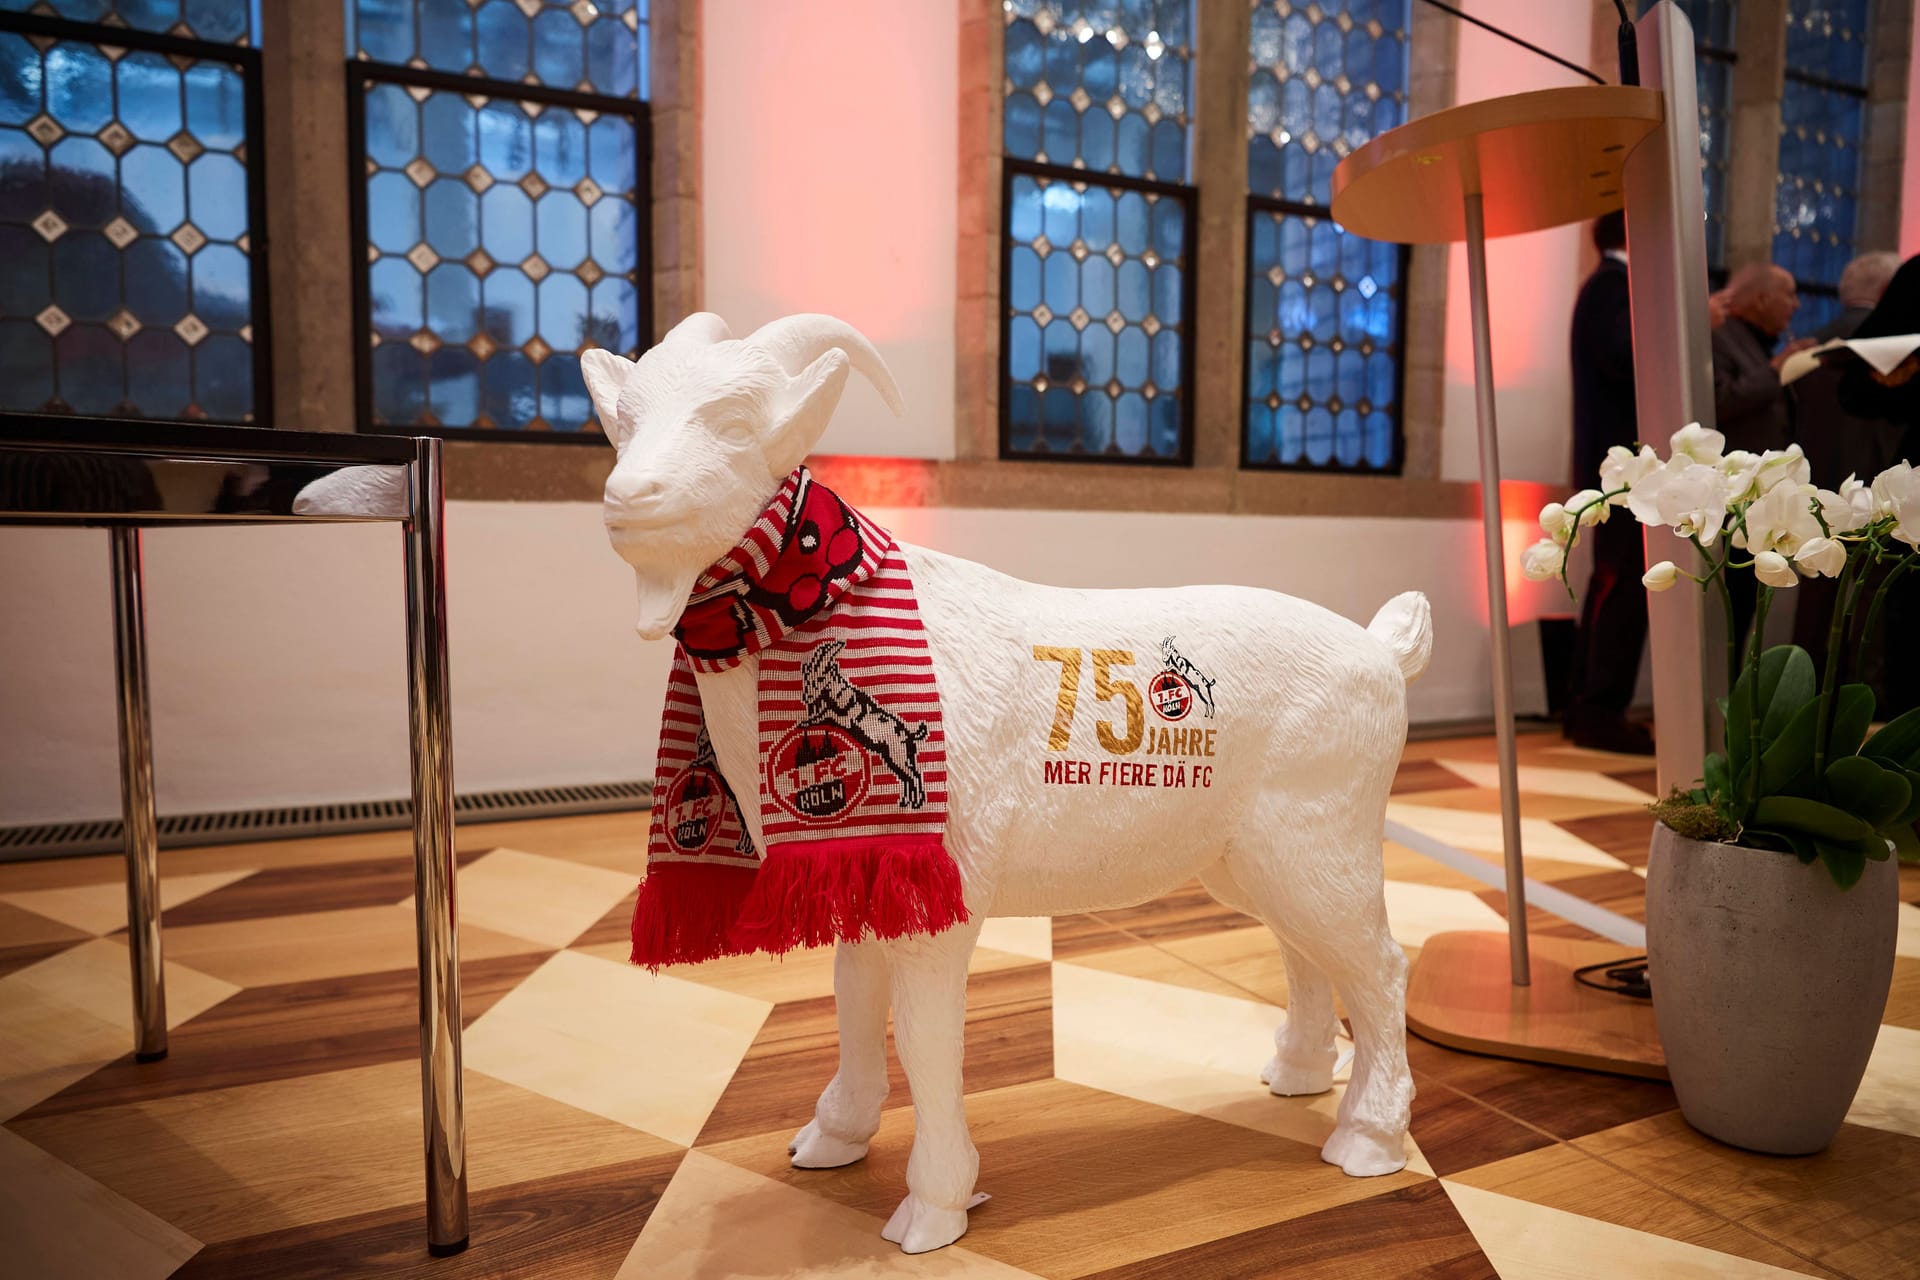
880 923 981 1254
790 939 892 1168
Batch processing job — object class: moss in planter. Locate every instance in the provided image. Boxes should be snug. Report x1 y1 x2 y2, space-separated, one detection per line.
1650 791 1739 844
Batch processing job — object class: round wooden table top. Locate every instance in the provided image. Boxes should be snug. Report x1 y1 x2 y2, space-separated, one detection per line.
1329 85 1663 245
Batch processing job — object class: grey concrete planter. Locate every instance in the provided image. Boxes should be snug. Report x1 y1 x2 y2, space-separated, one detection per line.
1646 822 1898 1154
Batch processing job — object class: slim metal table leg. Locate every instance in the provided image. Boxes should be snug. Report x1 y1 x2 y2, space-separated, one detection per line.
402 437 468 1256
110 527 168 1061
1463 191 1530 987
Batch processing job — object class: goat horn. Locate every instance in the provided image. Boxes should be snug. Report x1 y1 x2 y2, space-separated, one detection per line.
661 312 733 348
747 314 904 415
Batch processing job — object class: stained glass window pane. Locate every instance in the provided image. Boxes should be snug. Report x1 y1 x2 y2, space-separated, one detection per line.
1644 1 1737 272
348 0 650 99
1773 0 1870 314
1244 0 1408 472
1001 171 1189 459
0 0 253 43
1001 1 1193 462
1001 0 1191 184
358 81 643 432
0 27 260 421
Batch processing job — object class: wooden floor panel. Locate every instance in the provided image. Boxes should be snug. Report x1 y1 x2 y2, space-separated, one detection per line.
0 731 1904 1278
1075 1181 1496 1280
170 1151 685 1280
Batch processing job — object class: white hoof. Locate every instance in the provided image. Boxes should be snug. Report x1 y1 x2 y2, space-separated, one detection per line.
788 1119 870 1169
881 1194 970 1254
1320 1124 1408 1177
1261 1053 1334 1097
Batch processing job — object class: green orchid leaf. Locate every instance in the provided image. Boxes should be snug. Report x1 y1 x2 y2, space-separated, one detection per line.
1703 752 1731 802
1757 696 1822 798
1862 706 1920 767
1893 824 1920 865
1752 795 1875 843
1894 770 1920 830
1828 684 1877 759
1825 755 1913 832
1741 827 1798 856
1780 830 1822 864
1819 841 1868 889
1725 667 1755 773
1758 645 1817 743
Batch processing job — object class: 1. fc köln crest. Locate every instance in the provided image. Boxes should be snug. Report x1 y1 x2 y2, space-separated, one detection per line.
768 722 873 822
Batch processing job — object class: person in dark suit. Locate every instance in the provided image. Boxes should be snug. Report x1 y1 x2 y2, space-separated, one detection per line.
1712 263 1808 455
1791 254 1920 715
1813 251 1902 343
1564 211 1652 755
1711 263 1817 648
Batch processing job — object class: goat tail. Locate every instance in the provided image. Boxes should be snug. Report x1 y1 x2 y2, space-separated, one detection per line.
1367 591 1433 683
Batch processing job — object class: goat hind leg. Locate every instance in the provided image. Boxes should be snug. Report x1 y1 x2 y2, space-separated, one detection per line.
1196 860 1339 1096
791 939 891 1168
1262 940 1342 1096
1223 827 1411 1177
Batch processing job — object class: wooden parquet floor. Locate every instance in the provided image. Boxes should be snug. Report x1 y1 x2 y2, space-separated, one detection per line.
3 730 1919 1278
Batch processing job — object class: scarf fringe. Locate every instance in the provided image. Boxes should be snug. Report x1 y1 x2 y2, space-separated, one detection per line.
633 840 969 969
728 838 970 956
630 861 757 970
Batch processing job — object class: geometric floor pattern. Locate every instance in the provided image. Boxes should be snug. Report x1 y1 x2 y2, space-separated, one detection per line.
2 730 1918 1278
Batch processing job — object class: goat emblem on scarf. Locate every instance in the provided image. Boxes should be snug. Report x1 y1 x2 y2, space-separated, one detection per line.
801 640 931 809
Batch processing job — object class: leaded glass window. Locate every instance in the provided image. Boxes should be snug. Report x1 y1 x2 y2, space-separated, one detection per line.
1773 0 1870 337
1243 0 1409 472
348 1 650 437
1647 0 1737 274
0 4 265 422
1000 0 1195 463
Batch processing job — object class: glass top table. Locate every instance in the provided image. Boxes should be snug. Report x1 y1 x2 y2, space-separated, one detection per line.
0 414 471 1256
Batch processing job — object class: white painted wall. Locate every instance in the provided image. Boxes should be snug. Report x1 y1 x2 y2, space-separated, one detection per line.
0 505 1561 824
0 507 652 825
1439 0 1595 487
702 0 958 460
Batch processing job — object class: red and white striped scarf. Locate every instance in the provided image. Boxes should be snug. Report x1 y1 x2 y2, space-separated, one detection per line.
630 467 964 969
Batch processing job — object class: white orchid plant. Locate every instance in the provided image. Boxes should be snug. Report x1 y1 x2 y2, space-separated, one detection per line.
1523 426 1920 886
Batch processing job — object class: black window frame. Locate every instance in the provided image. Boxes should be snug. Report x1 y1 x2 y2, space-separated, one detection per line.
343 58 652 445
0 8 273 429
996 156 1200 467
1239 192 1411 476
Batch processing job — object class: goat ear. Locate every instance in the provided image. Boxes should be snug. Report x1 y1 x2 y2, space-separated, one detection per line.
763 350 850 477
580 348 635 444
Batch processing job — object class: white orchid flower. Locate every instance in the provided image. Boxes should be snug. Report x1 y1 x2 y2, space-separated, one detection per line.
1753 550 1799 589
1520 538 1564 582
1816 476 1875 534
1670 422 1726 465
1741 480 1823 557
1539 502 1576 545
1792 535 1847 578
1626 459 1729 546
1642 561 1680 591
1721 446 1810 507
1599 444 1660 503
1873 461 1920 548
1566 489 1608 526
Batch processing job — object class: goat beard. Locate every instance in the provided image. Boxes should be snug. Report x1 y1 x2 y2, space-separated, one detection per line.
630 564 702 640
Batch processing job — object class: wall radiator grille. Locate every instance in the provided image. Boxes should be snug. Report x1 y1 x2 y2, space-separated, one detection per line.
0 780 653 861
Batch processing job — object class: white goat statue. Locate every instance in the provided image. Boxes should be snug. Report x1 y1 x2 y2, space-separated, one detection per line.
585 312 1429 1255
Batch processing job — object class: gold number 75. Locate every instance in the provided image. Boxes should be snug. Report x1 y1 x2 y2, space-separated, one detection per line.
1032 646 1143 754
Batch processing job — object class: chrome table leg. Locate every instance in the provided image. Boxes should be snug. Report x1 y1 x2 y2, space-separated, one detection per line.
402 437 468 1255
109 527 168 1061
